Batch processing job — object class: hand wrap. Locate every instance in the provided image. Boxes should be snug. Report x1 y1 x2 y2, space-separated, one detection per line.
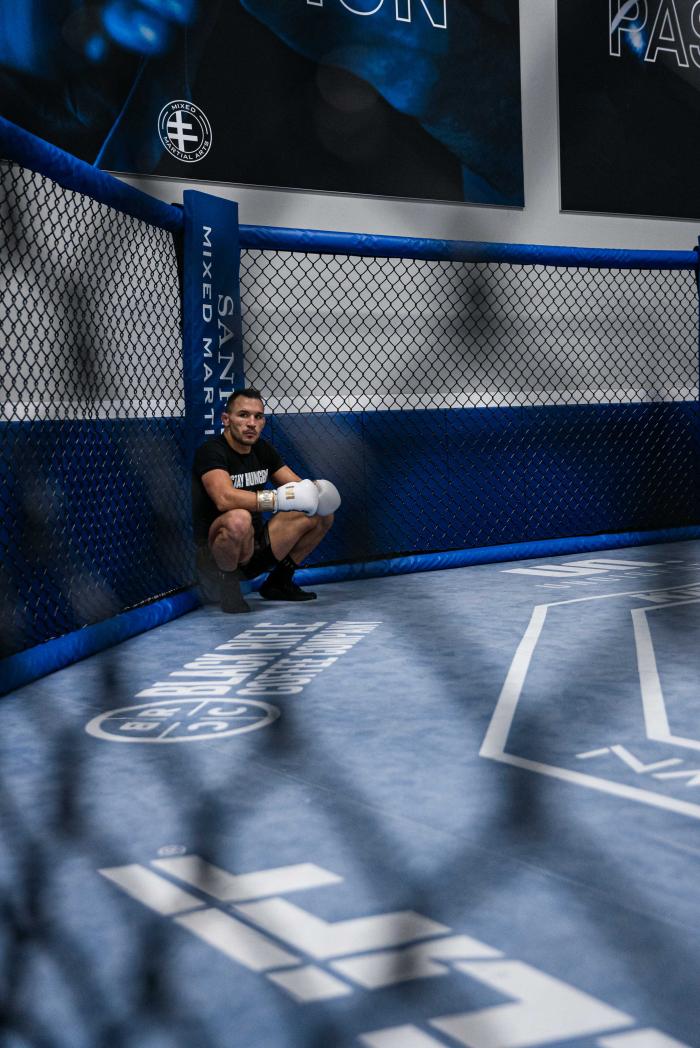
256 490 276 513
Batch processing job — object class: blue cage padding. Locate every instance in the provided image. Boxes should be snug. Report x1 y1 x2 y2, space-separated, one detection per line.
240 224 699 270
182 190 244 458
239 224 699 602
0 123 246 694
0 121 195 694
0 590 198 696
264 403 700 570
0 418 192 649
286 525 700 589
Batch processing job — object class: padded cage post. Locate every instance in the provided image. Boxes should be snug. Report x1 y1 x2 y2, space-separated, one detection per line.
182 189 244 459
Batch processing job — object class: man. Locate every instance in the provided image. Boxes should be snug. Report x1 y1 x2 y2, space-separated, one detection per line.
191 388 339 613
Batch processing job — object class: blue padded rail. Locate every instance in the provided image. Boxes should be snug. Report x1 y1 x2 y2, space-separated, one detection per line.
240 224 699 270
285 525 700 589
0 590 198 697
0 115 183 232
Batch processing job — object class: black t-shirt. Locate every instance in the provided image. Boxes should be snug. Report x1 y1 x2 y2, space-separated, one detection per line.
191 434 285 545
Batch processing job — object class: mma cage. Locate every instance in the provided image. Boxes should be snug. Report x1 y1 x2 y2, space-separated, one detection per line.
1 116 699 694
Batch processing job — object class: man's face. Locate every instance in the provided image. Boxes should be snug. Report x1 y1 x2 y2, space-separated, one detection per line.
223 396 265 449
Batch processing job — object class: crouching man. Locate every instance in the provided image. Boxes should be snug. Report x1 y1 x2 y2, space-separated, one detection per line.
191 388 339 613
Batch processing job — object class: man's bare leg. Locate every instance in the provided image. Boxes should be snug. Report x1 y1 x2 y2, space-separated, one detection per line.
207 509 255 612
268 513 333 562
210 509 255 571
261 512 334 600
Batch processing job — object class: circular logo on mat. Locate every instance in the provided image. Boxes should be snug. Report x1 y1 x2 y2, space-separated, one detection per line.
85 698 278 743
158 100 212 163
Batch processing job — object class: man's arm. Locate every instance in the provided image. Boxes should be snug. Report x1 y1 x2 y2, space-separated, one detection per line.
202 466 318 516
201 469 259 514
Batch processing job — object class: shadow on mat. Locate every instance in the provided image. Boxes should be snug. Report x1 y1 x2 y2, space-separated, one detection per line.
2 553 700 1046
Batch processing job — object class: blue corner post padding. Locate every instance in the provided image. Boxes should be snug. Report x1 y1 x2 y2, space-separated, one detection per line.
182 190 244 462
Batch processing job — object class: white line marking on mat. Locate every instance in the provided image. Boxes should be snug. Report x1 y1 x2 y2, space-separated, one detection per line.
481 589 700 820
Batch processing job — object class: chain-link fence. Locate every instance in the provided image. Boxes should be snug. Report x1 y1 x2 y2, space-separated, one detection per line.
241 248 700 565
0 161 190 660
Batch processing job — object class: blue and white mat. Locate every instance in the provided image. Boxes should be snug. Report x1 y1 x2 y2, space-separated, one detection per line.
2 542 699 1047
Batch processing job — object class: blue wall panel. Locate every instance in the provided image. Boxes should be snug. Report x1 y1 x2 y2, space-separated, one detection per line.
267 411 368 562
268 402 699 564
361 409 450 556
521 403 700 541
0 418 191 657
446 406 527 548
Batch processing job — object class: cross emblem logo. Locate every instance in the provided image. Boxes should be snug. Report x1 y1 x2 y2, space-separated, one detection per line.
158 101 212 163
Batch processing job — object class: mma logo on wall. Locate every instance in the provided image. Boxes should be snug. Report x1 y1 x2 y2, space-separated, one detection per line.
98 853 689 1046
157 100 212 163
84 621 380 743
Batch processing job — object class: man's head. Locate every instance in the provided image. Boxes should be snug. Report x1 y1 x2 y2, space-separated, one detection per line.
222 388 266 451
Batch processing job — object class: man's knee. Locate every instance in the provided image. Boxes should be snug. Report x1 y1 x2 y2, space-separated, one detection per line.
212 509 253 546
280 511 319 538
299 513 333 540
316 512 334 535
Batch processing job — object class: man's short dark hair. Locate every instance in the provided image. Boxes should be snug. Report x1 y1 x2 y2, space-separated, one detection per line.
225 388 265 412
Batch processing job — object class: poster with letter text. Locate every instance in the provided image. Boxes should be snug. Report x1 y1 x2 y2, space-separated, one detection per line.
0 1 524 207
559 0 700 219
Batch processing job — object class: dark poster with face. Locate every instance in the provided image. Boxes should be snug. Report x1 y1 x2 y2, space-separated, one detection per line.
559 0 700 219
0 1 523 207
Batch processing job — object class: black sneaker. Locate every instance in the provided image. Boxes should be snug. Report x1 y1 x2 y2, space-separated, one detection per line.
221 570 251 613
259 578 317 601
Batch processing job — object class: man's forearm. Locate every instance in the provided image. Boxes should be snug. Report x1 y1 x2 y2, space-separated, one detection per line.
210 488 260 515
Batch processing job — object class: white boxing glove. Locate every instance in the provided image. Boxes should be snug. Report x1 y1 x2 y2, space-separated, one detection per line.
275 479 319 515
313 479 341 515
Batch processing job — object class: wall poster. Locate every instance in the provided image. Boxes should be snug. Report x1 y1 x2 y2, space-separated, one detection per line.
559 0 700 219
0 1 524 207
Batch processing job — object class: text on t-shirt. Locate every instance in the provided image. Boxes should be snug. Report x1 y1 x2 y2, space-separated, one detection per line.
231 469 269 488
